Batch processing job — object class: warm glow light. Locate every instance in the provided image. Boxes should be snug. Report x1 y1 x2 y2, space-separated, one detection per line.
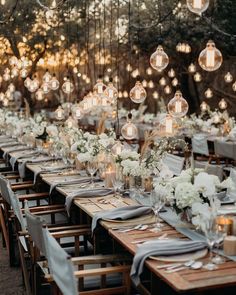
199 40 223 72
130 81 147 104
186 0 209 15
219 98 227 110
205 88 213 98
224 72 233 83
150 45 169 72
168 90 189 118
200 101 209 112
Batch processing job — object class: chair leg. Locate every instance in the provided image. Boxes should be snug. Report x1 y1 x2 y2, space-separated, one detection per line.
18 239 32 295
0 206 9 254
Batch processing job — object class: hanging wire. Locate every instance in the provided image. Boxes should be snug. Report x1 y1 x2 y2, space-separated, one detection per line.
115 0 120 137
93 0 96 84
102 0 106 76
128 0 132 111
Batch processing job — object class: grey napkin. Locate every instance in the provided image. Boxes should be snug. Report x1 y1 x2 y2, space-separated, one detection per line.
49 177 92 194
10 150 39 170
3 146 30 160
91 205 153 233
33 165 69 184
18 156 57 178
65 188 113 215
0 141 18 148
130 239 207 286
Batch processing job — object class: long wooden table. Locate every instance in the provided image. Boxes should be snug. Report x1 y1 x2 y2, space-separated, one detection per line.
1 142 236 294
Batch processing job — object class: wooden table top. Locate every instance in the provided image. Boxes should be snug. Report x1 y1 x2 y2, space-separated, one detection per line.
2 142 236 293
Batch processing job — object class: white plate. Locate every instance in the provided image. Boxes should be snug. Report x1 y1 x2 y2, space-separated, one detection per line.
150 248 208 262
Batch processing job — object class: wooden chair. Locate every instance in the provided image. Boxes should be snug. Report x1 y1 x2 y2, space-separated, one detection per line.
25 212 131 295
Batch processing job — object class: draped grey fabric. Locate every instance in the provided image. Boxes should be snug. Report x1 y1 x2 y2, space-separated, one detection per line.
130 239 207 286
91 205 152 233
42 228 78 295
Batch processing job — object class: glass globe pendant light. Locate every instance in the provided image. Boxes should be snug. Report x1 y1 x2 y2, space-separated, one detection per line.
50 74 60 90
24 77 31 88
43 69 52 83
21 68 28 78
186 0 209 15
188 63 196 73
167 90 189 118
219 98 227 110
160 114 174 135
55 106 64 120
224 72 233 83
8 83 15 93
93 78 106 96
35 88 44 101
194 72 202 82
159 77 167 86
121 113 138 140
104 79 118 102
111 140 124 156
91 92 100 107
198 40 223 72
65 116 77 128
172 78 178 87
62 77 74 94
42 82 51 94
73 105 83 119
168 68 175 78
205 88 213 98
200 101 209 112
150 45 169 72
130 80 147 103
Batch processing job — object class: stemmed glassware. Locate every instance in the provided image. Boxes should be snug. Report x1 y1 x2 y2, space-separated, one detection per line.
87 161 98 187
150 190 165 232
212 217 228 265
112 170 123 198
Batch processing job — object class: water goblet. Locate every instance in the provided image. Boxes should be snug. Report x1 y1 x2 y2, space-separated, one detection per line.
150 190 165 232
87 161 98 187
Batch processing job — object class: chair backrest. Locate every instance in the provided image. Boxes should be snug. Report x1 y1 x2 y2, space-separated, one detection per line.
42 227 78 295
162 153 185 176
0 175 11 204
25 210 46 256
192 134 209 156
227 168 236 200
194 161 223 181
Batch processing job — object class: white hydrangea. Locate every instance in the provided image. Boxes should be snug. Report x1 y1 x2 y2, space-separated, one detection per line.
175 182 201 209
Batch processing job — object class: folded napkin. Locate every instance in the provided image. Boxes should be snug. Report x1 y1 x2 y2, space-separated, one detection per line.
130 239 207 286
49 177 92 194
65 188 113 215
3 146 30 160
18 156 57 178
0 141 18 148
91 205 152 233
10 150 39 170
33 165 69 184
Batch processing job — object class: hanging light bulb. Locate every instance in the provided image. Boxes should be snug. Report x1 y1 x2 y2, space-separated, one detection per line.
186 0 210 15
111 141 124 155
9 56 18 67
198 40 223 72
131 69 139 78
172 78 178 87
150 45 169 72
130 81 147 103
168 68 175 78
29 76 40 92
42 82 51 94
35 88 44 101
167 90 189 118
91 92 101 107
164 85 172 94
65 116 77 128
20 68 28 78
50 74 60 90
161 114 174 135
233 81 236 92
62 77 74 94
73 105 83 119
159 77 167 86
8 83 15 93
148 80 154 89
43 69 52 83
123 91 128 98
142 80 148 87
55 106 64 120
153 91 159 99
194 72 202 82
6 89 13 100
104 75 110 83
3 72 10 81
118 91 123 98
104 79 118 102
146 67 153 75
24 77 31 88
126 64 132 72
205 88 213 98
121 113 138 140
213 113 220 124
188 63 196 73
224 72 233 83
200 101 209 112
11 67 19 77
3 98 8 107
0 92 4 101
219 98 227 110
100 94 109 107
93 78 106 95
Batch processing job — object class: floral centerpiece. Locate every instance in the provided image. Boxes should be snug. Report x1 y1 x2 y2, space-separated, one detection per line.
154 168 233 222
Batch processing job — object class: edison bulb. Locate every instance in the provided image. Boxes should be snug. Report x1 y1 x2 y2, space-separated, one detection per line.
8 83 15 93
11 67 19 77
199 40 223 72
3 72 10 81
159 115 174 135
91 92 100 107
43 70 52 83
123 91 128 98
24 77 31 88
153 91 159 99
0 92 4 101
126 64 132 72
146 67 153 75
73 105 83 119
142 80 148 87
233 82 236 92
148 80 154 89
187 0 209 15
62 80 74 94
111 141 124 155
55 106 64 120
224 72 233 83
200 101 209 112
168 68 175 78
194 72 202 82
205 88 213 98
172 78 178 87
167 90 189 118
35 88 44 101
118 91 123 98
150 45 169 72
219 98 227 110
104 82 118 101
93 79 106 95
164 85 172 94
42 82 51 94
159 77 167 86
9 56 18 67
188 63 196 73
65 116 77 128
130 81 147 103
213 114 220 124
21 68 28 78
121 121 138 140
50 74 60 90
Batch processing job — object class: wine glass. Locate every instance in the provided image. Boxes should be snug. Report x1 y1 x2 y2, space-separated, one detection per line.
150 190 165 232
87 161 98 187
202 215 219 270
212 217 228 265
112 172 123 198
